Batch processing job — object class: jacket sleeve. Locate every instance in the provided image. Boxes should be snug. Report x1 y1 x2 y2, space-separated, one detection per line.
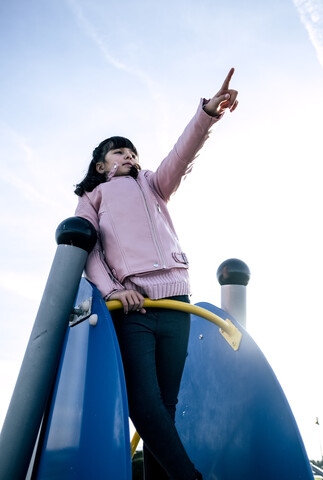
75 193 124 299
148 98 221 202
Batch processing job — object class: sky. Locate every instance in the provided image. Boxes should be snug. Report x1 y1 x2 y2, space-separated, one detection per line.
1 0 323 462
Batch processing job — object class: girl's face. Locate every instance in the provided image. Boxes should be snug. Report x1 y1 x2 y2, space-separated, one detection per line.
96 147 138 177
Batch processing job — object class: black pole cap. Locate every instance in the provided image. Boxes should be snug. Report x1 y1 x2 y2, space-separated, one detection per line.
217 258 250 286
55 217 97 253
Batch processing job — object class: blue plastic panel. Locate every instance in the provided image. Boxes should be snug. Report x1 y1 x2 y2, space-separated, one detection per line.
35 279 131 480
34 285 313 480
176 302 313 480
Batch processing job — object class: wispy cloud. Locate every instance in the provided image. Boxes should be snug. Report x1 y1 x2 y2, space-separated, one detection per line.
66 0 160 97
293 0 323 68
0 123 72 212
65 0 171 147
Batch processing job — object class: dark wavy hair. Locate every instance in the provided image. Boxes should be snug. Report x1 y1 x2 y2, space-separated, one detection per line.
74 136 139 197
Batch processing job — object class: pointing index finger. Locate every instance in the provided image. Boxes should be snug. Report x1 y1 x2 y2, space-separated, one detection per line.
221 67 235 90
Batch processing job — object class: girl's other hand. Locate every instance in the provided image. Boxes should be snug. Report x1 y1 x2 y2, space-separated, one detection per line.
109 290 146 314
203 67 238 117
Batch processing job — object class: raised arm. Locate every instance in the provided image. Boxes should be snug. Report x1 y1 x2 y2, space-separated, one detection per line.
148 68 238 201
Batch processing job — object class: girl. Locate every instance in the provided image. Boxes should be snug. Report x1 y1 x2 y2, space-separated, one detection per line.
75 68 238 480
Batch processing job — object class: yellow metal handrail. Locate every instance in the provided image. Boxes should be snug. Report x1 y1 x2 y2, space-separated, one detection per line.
131 431 141 458
106 298 242 351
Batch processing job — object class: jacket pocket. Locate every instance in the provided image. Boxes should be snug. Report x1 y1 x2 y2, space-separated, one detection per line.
172 252 189 265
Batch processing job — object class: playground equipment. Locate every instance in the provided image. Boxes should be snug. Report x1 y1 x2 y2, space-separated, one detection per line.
0 218 315 479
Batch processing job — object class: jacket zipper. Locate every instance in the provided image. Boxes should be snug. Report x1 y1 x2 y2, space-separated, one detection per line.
134 179 167 269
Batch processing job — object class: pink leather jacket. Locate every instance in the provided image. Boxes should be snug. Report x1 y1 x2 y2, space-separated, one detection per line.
75 99 219 298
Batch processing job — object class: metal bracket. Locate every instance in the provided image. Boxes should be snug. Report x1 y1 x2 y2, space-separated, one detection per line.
69 297 93 327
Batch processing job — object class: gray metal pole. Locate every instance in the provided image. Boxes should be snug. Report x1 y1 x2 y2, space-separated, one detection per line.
0 217 96 480
217 258 250 328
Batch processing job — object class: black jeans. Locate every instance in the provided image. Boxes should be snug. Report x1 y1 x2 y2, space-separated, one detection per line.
113 295 197 480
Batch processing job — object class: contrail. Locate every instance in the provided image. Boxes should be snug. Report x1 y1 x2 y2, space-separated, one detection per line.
66 0 160 96
65 0 170 144
293 0 323 68
66 0 173 154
